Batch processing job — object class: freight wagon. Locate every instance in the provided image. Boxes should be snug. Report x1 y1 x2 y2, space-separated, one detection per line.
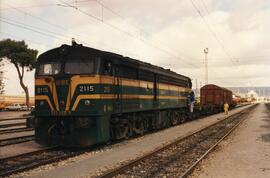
200 84 232 114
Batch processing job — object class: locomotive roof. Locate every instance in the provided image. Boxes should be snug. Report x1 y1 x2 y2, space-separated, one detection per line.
37 42 191 83
201 84 232 93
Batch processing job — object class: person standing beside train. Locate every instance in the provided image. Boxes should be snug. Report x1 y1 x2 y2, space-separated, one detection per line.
224 102 229 115
189 91 195 113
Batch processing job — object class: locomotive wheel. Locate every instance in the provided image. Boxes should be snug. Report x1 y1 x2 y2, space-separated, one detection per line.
117 124 131 139
125 123 133 139
110 127 115 140
134 121 144 135
138 122 145 135
171 112 178 126
180 114 186 123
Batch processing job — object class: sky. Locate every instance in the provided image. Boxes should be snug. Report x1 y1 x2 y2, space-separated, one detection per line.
0 0 270 96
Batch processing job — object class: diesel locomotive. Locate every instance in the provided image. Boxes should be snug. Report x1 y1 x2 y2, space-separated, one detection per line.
35 42 192 147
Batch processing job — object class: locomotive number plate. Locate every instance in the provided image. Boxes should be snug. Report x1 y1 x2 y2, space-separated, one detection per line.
79 85 95 92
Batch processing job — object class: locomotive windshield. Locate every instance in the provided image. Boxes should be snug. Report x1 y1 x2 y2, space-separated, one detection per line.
65 60 94 74
38 63 61 75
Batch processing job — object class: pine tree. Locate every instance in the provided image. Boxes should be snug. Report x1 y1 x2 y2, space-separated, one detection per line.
0 39 38 106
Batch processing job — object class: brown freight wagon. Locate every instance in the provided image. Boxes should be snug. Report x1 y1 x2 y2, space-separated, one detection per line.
200 84 232 113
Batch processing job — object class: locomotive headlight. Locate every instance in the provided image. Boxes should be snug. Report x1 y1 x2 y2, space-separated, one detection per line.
84 100 91 106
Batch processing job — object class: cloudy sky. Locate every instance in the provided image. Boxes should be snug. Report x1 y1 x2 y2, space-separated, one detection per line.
0 0 270 96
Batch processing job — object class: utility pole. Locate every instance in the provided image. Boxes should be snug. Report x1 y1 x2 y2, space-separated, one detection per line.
196 79 198 95
204 48 209 85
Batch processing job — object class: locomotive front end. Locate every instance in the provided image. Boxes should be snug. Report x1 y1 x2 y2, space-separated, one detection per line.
34 45 110 147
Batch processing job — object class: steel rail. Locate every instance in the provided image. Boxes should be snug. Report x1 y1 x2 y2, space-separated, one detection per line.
97 104 256 178
0 104 255 177
0 145 103 177
0 122 26 128
0 116 31 122
0 146 60 177
0 146 57 162
0 135 35 147
0 127 33 135
179 109 248 178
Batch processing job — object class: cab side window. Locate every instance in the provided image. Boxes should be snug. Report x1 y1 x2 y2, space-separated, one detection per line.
104 60 113 75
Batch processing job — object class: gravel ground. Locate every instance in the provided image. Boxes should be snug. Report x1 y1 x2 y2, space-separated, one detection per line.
190 103 270 178
0 141 49 159
112 107 253 178
5 105 252 178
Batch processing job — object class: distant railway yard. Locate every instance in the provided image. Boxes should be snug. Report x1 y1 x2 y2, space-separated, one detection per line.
0 103 269 178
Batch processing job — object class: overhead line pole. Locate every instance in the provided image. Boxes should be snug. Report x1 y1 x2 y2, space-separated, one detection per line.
204 48 208 85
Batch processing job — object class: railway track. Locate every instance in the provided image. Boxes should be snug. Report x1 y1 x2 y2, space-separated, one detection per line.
0 105 253 177
0 127 33 135
0 122 26 128
0 146 94 177
0 116 33 135
0 116 31 122
97 104 257 178
0 135 35 147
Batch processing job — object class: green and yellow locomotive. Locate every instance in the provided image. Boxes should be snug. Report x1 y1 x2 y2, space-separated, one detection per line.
35 42 192 147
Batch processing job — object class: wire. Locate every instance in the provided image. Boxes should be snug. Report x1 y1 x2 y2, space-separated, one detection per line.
4 0 199 68
0 18 69 42
96 0 201 65
3 0 200 68
0 0 95 10
1 17 66 39
94 0 143 34
3 2 183 67
0 18 142 60
58 0 199 68
189 0 236 65
1 4 140 57
199 0 211 15
3 3 67 32
1 31 54 48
